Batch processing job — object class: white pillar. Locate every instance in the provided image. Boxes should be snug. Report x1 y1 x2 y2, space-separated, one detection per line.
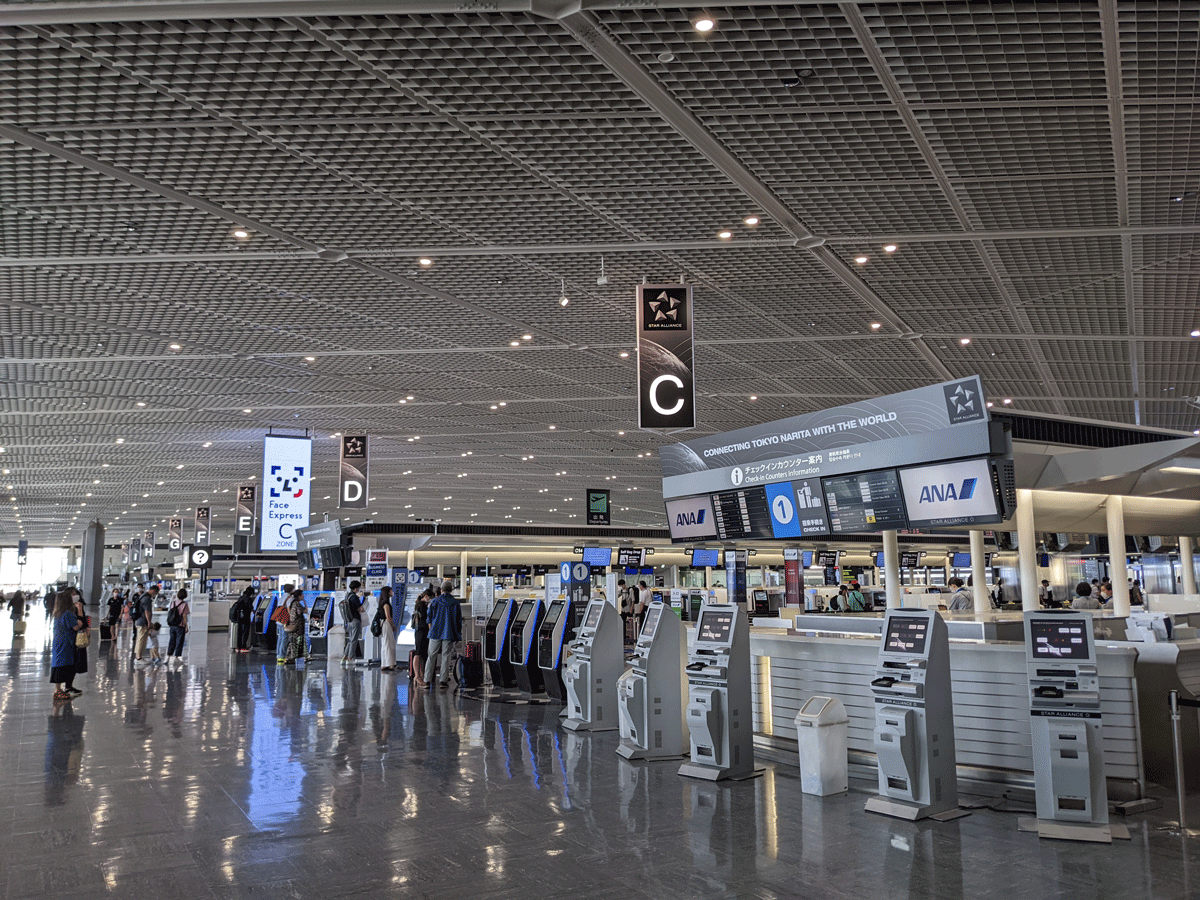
1181 538 1198 595
883 530 902 608
970 529 988 620
1106 496 1131 617
1015 488 1039 611
406 548 415 571
460 551 469 589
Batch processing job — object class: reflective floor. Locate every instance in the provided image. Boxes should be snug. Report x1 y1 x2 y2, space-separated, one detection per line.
2 616 1199 899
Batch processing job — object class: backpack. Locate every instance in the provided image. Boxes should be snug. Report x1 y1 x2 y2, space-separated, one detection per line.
167 603 182 627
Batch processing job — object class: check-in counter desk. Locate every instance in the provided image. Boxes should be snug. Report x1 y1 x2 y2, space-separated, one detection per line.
747 618 1145 800
1122 638 1200 789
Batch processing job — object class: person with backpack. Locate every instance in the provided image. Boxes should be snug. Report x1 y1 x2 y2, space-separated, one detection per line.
232 586 255 652
166 589 189 664
846 581 870 612
617 580 635 640
423 580 462 689
340 581 364 665
134 585 159 666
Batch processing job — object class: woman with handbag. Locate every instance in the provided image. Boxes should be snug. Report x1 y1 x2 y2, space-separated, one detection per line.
376 586 397 670
71 589 90 679
50 590 83 699
283 589 306 663
411 588 431 686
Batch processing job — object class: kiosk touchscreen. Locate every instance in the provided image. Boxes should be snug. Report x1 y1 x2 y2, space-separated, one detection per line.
618 603 688 760
864 608 960 821
484 598 518 689
1023 610 1115 842
537 599 573 702
508 599 546 695
307 595 334 657
562 599 625 732
679 603 757 781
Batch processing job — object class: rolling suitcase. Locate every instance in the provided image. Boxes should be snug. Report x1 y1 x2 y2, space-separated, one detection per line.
13 620 26 637
455 641 484 689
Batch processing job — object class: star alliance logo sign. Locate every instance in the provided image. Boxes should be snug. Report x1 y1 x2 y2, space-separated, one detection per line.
642 289 687 330
942 379 986 425
238 486 255 503
343 436 365 459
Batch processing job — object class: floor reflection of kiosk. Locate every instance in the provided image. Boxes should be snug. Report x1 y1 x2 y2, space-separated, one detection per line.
563 599 624 732
537 598 573 702
307 594 334 657
484 598 518 689
618 602 687 760
679 603 757 781
1023 610 1122 842
865 608 960 821
509 599 546 695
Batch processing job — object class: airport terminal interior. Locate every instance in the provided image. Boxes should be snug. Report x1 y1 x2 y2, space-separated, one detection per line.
4 1 1200 898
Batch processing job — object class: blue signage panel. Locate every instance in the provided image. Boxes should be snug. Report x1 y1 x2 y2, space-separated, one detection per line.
764 482 802 538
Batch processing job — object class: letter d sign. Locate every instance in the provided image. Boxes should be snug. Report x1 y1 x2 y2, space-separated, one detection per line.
339 434 369 509
343 480 363 503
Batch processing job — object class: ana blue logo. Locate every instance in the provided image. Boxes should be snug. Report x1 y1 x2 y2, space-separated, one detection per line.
919 478 977 504
676 508 706 527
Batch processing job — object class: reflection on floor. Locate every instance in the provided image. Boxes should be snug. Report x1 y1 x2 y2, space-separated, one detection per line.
0 617 1198 899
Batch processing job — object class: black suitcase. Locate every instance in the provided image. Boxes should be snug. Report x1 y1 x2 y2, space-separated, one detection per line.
100 623 113 641
455 653 484 689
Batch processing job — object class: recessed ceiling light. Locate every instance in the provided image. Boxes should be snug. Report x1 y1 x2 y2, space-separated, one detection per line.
619 351 629 358
959 337 971 345
242 408 252 413
305 356 316 362
1003 398 1012 405
522 334 532 341
157 481 164 485
1191 330 1200 338
986 401 994 408
115 438 124 444
231 229 250 240
883 244 898 253
717 230 733 240
168 343 182 351
549 425 557 430
855 255 869 264
498 401 505 406
750 395 758 401
490 405 498 410
692 15 715 32
870 322 881 330
419 257 433 267
176 464 184 469
618 431 625 435
744 216 760 226
510 340 520 347
136 401 146 407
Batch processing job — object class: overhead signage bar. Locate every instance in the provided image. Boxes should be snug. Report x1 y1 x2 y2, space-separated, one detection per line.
660 376 991 500
296 519 343 552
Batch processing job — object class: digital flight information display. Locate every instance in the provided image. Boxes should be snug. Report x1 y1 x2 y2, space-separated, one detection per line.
697 609 735 644
711 487 774 540
822 469 908 534
1030 619 1090 660
884 616 929 655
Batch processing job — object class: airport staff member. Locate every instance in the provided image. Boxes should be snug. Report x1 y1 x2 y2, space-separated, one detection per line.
946 577 973 611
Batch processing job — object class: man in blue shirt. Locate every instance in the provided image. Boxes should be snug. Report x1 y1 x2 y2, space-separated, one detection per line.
423 579 462 689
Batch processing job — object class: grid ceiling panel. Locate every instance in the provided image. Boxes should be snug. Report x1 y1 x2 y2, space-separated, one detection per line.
599 5 894 109
989 235 1124 276
1118 2 1200 100
231 198 476 250
956 178 1119 229
1125 106 1200 174
919 108 1115 179
1140 273 1200 336
1129 176 1200 227
869 1 1106 103
774 182 964 233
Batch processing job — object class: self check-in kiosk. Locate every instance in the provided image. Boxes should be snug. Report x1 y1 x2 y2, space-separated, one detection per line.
484 598 518 689
509 599 546 695
253 594 272 647
618 602 687 760
864 608 959 821
563 599 625 732
307 594 334 657
678 603 757 781
537 598 573 702
1023 610 1115 842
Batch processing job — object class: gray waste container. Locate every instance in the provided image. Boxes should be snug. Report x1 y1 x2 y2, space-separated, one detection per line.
795 695 849 796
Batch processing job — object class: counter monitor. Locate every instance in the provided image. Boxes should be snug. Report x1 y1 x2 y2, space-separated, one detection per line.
697 609 735 644
802 550 814 568
581 547 612 567
690 548 720 567
583 602 603 629
1029 619 1090 660
884 615 929 655
900 551 923 568
951 551 971 567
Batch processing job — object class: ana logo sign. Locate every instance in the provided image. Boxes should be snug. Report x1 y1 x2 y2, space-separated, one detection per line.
919 478 978 504
677 508 705 527
665 495 717 540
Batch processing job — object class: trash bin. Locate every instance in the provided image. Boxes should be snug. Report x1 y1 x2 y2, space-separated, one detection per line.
795 695 849 796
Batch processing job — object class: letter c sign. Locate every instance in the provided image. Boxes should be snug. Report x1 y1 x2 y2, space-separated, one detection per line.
649 375 685 416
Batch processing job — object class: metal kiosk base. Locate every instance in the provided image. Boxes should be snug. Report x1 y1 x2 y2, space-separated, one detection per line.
562 717 615 733
677 762 763 782
1018 817 1131 843
865 796 969 822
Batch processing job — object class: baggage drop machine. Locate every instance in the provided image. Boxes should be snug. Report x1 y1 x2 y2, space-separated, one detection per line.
307 594 334 658
562 599 625 732
484 598 518 689
618 602 687 760
678 603 759 781
864 608 961 821
537 598 573 702
509 599 546 695
1022 610 1123 842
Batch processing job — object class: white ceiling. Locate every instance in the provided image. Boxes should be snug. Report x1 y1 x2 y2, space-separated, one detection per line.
1 1 1198 549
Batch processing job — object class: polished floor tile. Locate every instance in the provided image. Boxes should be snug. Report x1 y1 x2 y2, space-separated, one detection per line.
1 615 1199 899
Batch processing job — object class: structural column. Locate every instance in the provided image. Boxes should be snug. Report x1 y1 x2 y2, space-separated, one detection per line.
970 529 988 620
1106 495 1131 617
80 521 105 604
460 551 469 588
1015 488 1039 611
1181 538 1198 595
883 530 901 608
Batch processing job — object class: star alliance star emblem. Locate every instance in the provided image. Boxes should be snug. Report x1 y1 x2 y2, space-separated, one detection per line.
648 292 682 323
949 384 976 413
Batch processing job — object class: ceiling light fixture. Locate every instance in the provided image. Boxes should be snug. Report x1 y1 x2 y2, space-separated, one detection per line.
510 340 520 347
231 229 250 240
305 356 316 362
959 337 971 345
419 257 433 267
168 343 182 351
870 322 881 330
1191 330 1200 338
1003 398 1012 405
692 15 715 32
855 255 869 264
522 334 532 341
619 351 629 358
744 216 760 226
883 244 898 253
559 278 569 306
718 230 732 240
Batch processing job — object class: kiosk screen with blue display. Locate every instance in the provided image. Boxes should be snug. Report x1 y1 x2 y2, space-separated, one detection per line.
697 609 735 644
691 548 721 567
581 547 612 567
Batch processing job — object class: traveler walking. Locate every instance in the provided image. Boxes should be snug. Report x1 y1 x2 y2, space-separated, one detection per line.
411 588 431 685
50 590 83 699
134 585 158 665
